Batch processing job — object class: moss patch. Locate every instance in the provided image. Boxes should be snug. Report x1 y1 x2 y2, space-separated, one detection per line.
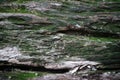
0 71 47 80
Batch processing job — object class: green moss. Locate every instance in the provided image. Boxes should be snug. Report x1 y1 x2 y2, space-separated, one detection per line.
19 41 36 51
0 6 29 13
9 72 37 80
39 25 57 31
64 42 90 56
64 35 120 67
7 17 26 24
89 37 120 42
0 71 47 80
